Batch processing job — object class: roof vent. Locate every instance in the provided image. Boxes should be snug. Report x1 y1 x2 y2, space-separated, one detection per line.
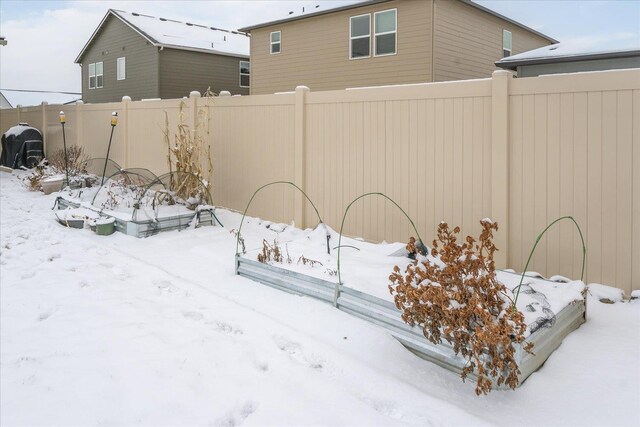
186 22 193 26
132 12 139 16
160 18 167 21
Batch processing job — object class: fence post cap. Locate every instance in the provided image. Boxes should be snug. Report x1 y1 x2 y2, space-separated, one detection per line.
189 91 201 98
75 100 84 105
122 96 131 101
295 85 310 92
219 91 231 97
492 70 512 78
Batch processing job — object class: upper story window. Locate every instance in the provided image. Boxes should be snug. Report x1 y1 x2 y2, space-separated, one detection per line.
88 63 96 89
117 57 126 80
503 29 512 57
350 14 370 59
374 9 397 56
270 31 281 54
239 60 250 88
88 62 103 89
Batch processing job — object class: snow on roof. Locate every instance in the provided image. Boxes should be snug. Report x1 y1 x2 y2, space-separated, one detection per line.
112 10 248 57
0 91 80 108
496 42 640 68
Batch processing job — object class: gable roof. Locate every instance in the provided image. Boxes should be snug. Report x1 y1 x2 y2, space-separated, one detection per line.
0 90 80 108
76 9 249 63
496 43 640 69
238 0 558 43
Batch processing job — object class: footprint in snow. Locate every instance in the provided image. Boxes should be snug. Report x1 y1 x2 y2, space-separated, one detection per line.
207 320 243 335
154 279 174 293
38 309 56 322
214 401 257 427
272 336 323 370
21 270 36 280
360 396 400 418
182 311 204 321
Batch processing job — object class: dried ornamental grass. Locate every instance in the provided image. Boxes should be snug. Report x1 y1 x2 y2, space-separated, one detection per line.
163 96 213 206
389 220 533 395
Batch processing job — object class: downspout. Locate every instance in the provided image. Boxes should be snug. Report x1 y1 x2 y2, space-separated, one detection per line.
431 0 435 82
158 45 164 99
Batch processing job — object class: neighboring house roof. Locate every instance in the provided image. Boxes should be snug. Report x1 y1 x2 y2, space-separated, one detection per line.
76 9 250 63
496 43 640 70
1 91 12 109
0 90 81 108
238 0 558 43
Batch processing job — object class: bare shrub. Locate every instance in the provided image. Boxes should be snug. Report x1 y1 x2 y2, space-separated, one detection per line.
388 220 532 395
48 146 88 177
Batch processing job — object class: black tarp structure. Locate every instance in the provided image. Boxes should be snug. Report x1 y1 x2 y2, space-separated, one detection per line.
0 124 44 169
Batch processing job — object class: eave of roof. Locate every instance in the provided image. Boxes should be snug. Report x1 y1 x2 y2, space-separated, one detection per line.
238 0 558 44
495 48 640 70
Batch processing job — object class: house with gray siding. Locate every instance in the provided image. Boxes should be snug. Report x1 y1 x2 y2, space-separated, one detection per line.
75 9 250 103
496 43 640 77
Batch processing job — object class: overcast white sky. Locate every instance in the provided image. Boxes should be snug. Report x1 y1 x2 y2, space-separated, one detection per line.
1 0 638 106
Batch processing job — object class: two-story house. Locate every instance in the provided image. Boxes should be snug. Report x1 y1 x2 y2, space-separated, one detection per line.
239 0 557 94
75 9 251 103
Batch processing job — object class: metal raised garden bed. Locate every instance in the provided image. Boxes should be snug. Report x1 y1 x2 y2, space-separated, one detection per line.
236 255 586 389
55 196 217 238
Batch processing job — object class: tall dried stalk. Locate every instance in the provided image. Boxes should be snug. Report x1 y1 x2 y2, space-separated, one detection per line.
163 94 214 206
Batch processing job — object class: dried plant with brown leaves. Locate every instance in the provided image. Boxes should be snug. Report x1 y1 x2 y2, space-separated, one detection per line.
25 164 46 191
48 146 88 177
164 97 213 206
389 220 532 395
297 255 323 267
257 239 285 264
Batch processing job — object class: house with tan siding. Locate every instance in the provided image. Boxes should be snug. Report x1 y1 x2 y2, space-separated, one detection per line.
239 0 557 94
76 9 250 103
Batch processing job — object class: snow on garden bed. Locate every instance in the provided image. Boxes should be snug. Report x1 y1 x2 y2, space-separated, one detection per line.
239 222 585 336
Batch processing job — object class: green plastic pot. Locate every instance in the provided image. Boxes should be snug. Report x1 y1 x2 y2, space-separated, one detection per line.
95 218 115 236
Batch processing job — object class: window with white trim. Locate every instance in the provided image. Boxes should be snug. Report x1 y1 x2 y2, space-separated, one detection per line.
350 14 370 59
270 31 281 54
374 9 396 56
503 29 512 58
88 63 96 89
239 60 250 88
96 62 103 88
117 57 126 80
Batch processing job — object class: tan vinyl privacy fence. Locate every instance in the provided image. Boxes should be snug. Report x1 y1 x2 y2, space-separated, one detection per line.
1 69 638 293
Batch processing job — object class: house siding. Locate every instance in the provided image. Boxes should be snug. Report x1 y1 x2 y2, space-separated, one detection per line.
80 16 159 103
158 49 250 98
517 56 640 77
433 0 552 82
250 0 432 94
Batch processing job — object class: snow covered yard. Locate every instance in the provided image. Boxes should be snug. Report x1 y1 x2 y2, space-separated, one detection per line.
1 171 638 427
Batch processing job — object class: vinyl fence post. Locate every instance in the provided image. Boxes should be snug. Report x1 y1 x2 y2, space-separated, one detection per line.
122 96 131 168
491 70 511 268
294 85 309 229
41 102 48 156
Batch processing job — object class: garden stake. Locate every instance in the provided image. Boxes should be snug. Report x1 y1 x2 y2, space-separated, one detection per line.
59 111 69 187
101 112 118 185
336 192 425 307
513 215 586 308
